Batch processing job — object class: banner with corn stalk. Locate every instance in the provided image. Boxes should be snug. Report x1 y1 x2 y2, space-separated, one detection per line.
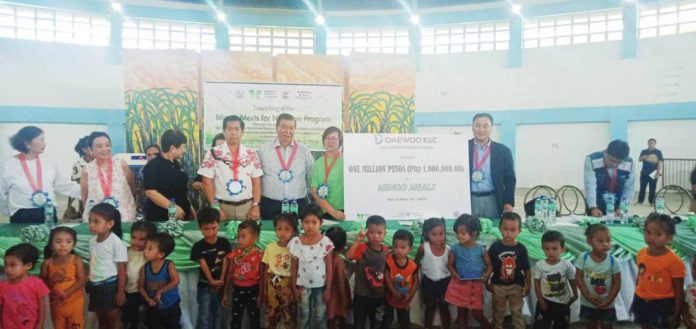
347 91 415 133
125 87 201 180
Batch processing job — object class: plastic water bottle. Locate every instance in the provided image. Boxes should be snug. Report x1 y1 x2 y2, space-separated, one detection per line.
290 200 299 215
44 200 55 228
534 198 542 219
548 197 557 225
541 197 549 222
355 213 366 231
86 199 95 219
620 197 629 224
655 196 666 214
604 193 615 224
168 199 177 221
281 198 290 214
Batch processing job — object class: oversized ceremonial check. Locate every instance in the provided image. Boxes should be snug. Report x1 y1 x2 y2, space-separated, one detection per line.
203 82 342 150
344 134 471 220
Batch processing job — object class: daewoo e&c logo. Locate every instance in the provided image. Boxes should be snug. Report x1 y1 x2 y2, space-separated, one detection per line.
374 134 384 145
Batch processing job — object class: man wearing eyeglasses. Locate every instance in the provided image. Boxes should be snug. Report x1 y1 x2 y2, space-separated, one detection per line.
468 113 516 221
584 140 635 217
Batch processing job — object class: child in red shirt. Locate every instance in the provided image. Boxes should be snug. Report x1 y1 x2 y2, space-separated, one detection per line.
224 221 263 329
384 229 419 329
0 243 50 329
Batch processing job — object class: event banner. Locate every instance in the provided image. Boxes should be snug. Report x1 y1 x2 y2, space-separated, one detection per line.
344 134 471 220
203 82 343 150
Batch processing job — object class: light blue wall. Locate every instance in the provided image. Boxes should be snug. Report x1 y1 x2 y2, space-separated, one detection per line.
2 0 693 156
508 16 522 68
0 106 127 153
415 102 696 159
622 2 639 58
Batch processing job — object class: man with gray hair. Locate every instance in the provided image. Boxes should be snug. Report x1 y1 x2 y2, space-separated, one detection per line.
257 113 314 219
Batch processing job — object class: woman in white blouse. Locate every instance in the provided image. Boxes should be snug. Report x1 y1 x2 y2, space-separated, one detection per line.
0 126 80 223
80 132 137 222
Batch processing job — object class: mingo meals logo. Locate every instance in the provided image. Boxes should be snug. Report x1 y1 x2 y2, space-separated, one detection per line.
375 134 439 145
249 89 262 99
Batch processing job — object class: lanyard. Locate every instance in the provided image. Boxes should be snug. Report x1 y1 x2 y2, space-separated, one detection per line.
323 153 340 184
229 146 240 180
275 141 298 171
18 153 42 192
97 158 113 197
473 143 492 171
606 167 618 192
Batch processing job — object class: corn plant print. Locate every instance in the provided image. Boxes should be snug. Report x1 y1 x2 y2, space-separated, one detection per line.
347 91 414 133
125 87 201 179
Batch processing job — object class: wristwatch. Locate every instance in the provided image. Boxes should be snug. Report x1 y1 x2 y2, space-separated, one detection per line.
252 202 259 207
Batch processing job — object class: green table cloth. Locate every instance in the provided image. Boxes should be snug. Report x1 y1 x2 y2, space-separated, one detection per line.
2 216 696 273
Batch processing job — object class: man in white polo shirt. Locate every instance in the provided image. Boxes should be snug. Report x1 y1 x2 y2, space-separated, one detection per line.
198 115 263 220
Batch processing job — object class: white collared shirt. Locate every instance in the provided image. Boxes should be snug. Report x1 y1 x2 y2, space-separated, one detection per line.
197 143 263 202
257 139 314 201
0 155 80 216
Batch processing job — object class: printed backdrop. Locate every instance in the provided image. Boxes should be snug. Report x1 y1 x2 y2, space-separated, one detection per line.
124 51 416 177
203 82 343 150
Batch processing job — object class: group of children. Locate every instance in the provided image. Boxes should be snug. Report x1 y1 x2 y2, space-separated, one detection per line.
0 202 182 329
419 211 687 329
0 204 693 329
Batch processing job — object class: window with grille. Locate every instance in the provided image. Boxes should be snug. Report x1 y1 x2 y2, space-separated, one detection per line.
421 21 509 54
326 27 409 55
0 2 109 46
523 9 623 48
122 18 216 51
228 26 314 55
639 0 696 38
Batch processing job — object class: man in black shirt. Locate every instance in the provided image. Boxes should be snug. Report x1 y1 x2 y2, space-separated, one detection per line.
143 129 192 221
637 138 663 205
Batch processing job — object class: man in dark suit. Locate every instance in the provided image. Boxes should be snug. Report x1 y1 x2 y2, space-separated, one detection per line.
468 113 516 219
